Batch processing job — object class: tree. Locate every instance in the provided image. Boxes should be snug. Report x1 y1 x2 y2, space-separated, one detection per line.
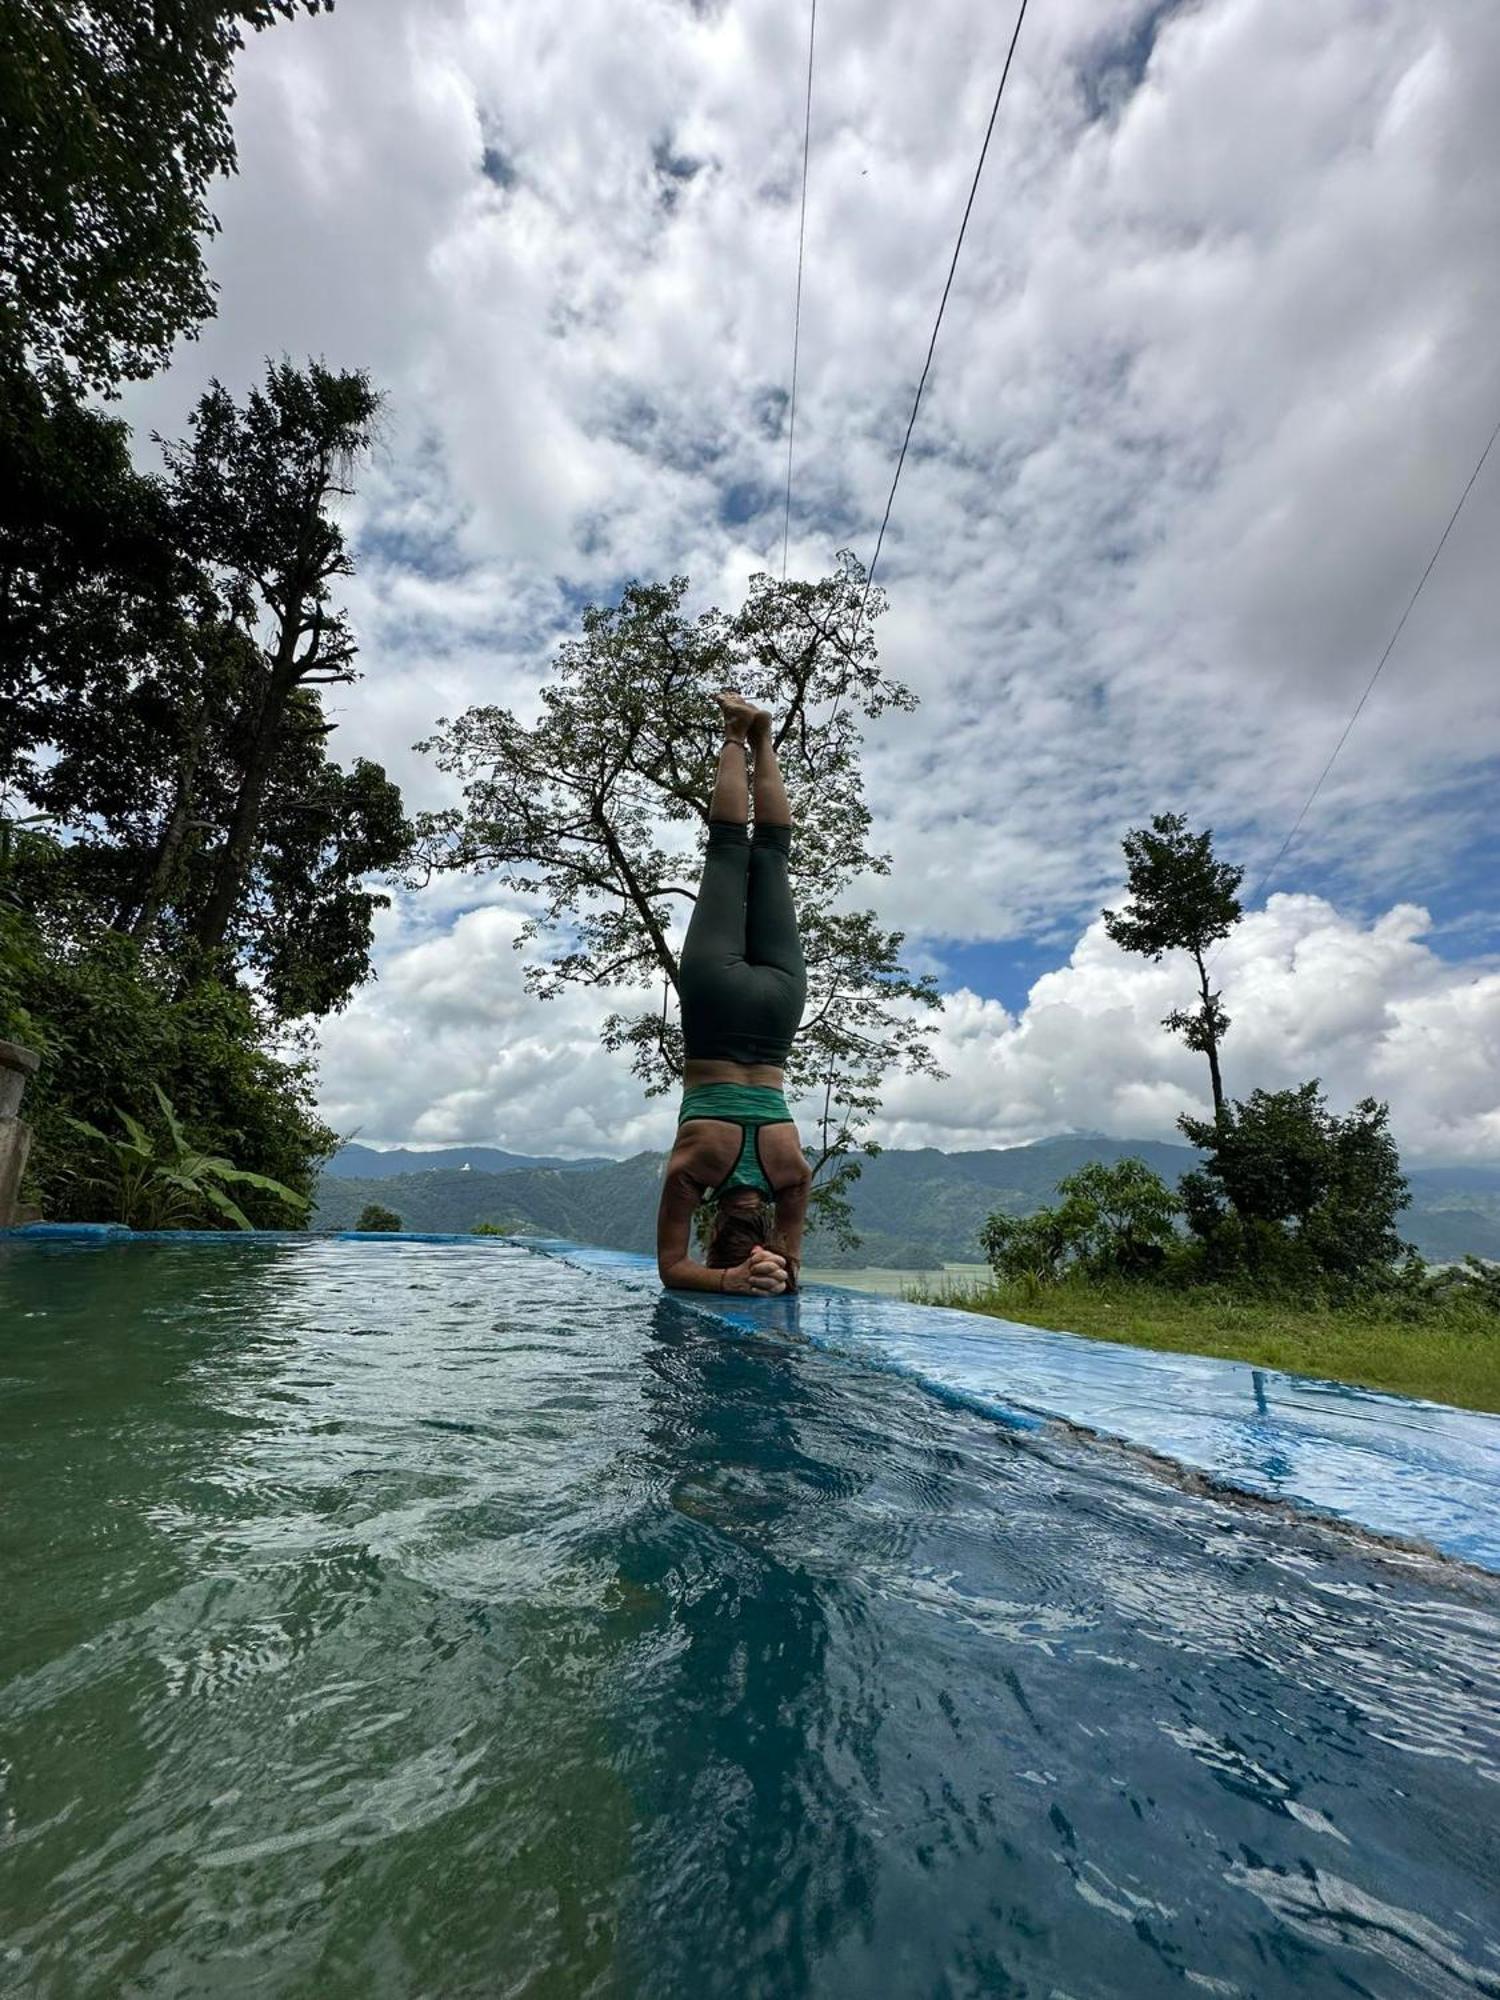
356 1202 401 1233
414 559 943 1227
1179 1082 1411 1285
1 0 331 396
3 370 410 1021
0 362 206 808
156 360 390 959
980 1205 1087 1286
1 866 337 1225
1103 813 1243 1120
67 1083 311 1229
1054 1157 1182 1277
981 1157 1181 1285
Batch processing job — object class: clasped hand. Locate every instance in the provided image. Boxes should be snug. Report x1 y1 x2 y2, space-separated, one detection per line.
727 1246 789 1295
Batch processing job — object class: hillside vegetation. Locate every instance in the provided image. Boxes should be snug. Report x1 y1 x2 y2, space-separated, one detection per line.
313 1137 1500 1269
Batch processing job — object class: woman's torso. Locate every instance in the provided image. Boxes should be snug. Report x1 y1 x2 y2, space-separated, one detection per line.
683 1058 786 1090
672 1070 802 1196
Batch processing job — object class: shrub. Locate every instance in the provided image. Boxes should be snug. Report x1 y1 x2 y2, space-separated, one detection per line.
0 907 334 1224
1179 1082 1411 1288
66 1086 310 1230
981 1158 1181 1285
355 1203 402 1232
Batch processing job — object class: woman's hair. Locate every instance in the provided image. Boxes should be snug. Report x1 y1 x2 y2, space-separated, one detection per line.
704 1195 790 1275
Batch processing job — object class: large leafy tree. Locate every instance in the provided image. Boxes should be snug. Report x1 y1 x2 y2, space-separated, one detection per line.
154 359 399 967
1103 813 1243 1120
1179 1082 1410 1284
0 360 205 808
1 0 331 395
5 362 409 1020
414 558 943 1229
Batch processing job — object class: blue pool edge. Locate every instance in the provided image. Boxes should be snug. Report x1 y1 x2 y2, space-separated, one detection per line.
6 1224 1499 1575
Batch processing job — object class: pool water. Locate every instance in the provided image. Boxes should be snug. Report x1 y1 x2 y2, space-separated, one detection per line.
2 1236 1498 1997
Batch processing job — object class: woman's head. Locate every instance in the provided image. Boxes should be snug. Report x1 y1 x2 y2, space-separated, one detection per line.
704 1189 788 1272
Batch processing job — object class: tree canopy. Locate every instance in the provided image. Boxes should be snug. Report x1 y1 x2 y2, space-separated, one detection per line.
1180 1082 1411 1284
415 558 943 1234
1104 812 1243 1118
1 0 331 394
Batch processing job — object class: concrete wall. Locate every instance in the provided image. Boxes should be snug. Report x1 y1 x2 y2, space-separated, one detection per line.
0 1039 40 1227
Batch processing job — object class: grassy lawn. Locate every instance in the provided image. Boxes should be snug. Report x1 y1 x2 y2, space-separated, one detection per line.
802 1262 990 1297
900 1274 1500 1415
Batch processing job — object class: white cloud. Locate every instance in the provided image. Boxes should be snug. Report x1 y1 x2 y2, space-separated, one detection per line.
876 896 1500 1163
102 0 1498 1158
320 886 1500 1166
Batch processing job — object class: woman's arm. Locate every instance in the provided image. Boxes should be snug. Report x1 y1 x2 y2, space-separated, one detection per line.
771 1166 812 1290
759 1126 813 1290
656 1164 726 1291
655 1163 788 1294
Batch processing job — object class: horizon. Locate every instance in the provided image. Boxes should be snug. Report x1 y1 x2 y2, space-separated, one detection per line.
330 1130 1500 1176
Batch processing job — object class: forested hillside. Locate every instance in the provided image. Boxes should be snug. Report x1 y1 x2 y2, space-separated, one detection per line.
327 1144 610 1179
313 1138 1500 1267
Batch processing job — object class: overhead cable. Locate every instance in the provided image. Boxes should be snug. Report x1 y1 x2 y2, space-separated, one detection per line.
781 0 818 581
833 0 1032 707
1234 411 1500 924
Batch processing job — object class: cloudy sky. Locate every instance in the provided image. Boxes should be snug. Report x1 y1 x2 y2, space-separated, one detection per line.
118 0 1500 1163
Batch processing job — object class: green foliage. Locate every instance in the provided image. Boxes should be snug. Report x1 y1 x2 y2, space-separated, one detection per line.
1103 813 1244 961
1179 1082 1411 1288
4 361 409 1018
66 1084 310 1230
1 0 331 395
1 361 203 806
1103 812 1243 1115
313 1141 1500 1271
982 1157 1182 1285
0 898 335 1223
414 560 942 1220
355 1203 402 1233
1054 1157 1183 1275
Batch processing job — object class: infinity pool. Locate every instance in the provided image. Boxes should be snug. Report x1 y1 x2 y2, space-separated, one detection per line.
2 1235 1498 1997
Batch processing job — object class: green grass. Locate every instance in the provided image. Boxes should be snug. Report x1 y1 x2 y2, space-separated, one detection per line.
802 1262 990 1297
901 1273 1500 1414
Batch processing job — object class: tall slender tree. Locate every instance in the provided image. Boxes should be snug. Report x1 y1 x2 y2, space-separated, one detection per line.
157 359 384 954
1103 813 1243 1120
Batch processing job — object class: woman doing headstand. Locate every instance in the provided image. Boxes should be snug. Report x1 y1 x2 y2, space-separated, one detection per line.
656 693 812 1297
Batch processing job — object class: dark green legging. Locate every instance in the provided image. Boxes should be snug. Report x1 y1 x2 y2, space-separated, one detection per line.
680 822 807 1067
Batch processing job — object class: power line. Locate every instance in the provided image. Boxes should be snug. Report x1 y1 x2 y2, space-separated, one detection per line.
833 0 1031 702
781 0 818 581
1234 412 1500 924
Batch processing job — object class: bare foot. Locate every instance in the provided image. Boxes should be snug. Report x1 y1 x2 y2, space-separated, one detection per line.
716 690 772 744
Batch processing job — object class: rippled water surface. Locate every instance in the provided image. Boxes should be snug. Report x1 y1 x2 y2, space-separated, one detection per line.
2 1238 1498 1998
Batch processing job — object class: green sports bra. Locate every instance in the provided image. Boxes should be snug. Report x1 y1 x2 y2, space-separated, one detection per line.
678 1084 794 1196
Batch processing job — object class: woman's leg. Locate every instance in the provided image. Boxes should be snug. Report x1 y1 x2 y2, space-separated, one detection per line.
707 732 751 827
746 720 805 1001
749 712 790 829
679 735 753 1058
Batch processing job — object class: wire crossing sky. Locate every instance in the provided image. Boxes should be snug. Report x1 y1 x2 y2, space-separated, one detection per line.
825 0 1033 729
780 0 817 581
1235 410 1500 924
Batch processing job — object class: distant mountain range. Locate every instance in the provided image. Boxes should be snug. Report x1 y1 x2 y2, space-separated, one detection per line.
314 1135 1500 1268
326 1143 612 1179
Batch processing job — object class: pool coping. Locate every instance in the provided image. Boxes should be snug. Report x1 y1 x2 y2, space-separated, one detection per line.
6 1224 1500 1573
